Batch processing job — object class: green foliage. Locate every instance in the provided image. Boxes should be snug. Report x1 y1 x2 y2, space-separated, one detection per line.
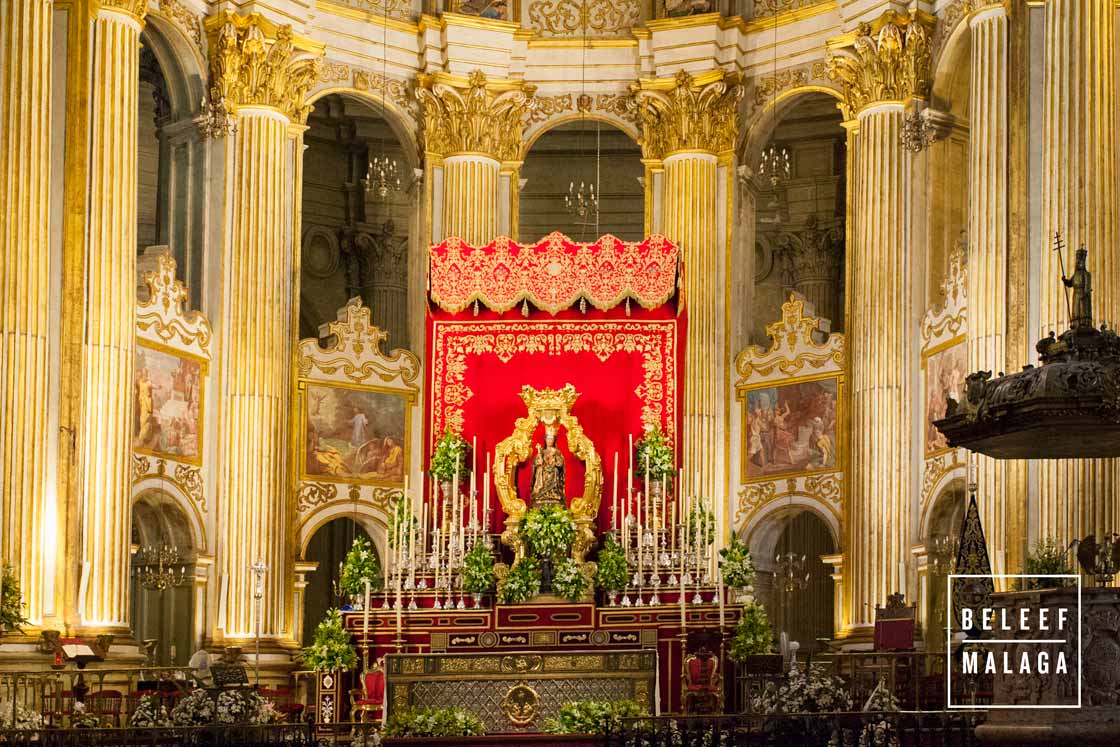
552 557 589 602
339 535 383 598
728 602 773 662
384 707 486 737
463 542 496 595
687 503 715 546
595 538 629 592
0 565 28 634
1023 537 1074 590
497 557 541 604
387 496 418 551
634 425 674 481
302 608 358 672
542 699 647 735
429 428 471 482
520 505 576 560
718 536 755 588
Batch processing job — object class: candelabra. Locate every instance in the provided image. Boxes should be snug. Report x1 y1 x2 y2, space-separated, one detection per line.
565 181 598 221
250 559 267 688
364 154 401 199
774 551 810 593
133 545 190 591
758 143 790 189
929 534 959 576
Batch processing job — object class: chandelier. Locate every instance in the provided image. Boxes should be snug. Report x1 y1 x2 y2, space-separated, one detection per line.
133 544 189 591
758 143 791 188
565 180 598 221
364 155 401 200
929 534 959 575
774 551 810 593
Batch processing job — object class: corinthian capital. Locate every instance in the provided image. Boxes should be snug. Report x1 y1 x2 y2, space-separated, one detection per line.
630 69 743 160
100 0 148 21
826 10 934 119
204 12 324 124
416 71 537 161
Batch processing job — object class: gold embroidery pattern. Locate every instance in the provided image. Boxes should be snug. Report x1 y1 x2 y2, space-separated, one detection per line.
430 320 678 446
429 233 679 315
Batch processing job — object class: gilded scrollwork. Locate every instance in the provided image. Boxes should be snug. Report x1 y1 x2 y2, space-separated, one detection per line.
204 11 324 123
417 71 537 162
353 70 416 116
173 464 206 513
157 0 205 55
137 252 213 354
525 94 573 126
296 297 420 387
493 385 603 564
735 294 844 384
921 234 968 347
594 93 640 126
102 0 149 20
528 0 640 38
297 482 339 512
734 473 841 526
826 10 933 119
631 70 743 160
132 455 151 484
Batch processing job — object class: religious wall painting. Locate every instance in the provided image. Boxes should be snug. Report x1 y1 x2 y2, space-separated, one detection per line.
740 373 841 483
301 381 413 487
133 342 206 465
923 338 966 456
451 0 511 20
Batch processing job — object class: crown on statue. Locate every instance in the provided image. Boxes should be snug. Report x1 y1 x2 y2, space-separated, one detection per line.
519 384 580 425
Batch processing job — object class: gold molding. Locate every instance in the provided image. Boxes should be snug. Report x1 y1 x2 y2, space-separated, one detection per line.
314 0 420 31
826 10 934 119
630 69 742 160
99 0 148 21
205 11 325 123
417 70 537 160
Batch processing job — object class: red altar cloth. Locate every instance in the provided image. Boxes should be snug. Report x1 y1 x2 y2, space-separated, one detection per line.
426 234 684 535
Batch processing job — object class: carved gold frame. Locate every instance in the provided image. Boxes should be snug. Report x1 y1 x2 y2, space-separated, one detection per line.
493 384 603 564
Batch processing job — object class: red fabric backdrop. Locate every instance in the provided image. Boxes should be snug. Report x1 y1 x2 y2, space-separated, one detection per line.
426 306 685 534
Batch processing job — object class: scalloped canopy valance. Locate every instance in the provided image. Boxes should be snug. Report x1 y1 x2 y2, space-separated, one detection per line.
428 232 680 314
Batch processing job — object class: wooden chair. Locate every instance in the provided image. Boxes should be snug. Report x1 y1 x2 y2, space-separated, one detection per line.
874 592 916 651
350 664 385 724
86 689 123 727
683 647 721 714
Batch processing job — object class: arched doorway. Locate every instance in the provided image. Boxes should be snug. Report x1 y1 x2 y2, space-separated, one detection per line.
300 94 416 346
519 119 644 243
301 517 378 646
924 481 966 652
130 491 196 665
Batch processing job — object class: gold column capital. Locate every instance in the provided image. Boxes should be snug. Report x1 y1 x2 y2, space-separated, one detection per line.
826 10 934 120
416 70 538 161
97 0 148 22
204 11 324 124
629 68 743 161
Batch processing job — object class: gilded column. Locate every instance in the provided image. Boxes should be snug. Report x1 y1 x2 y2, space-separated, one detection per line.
417 72 535 245
828 12 931 633
967 2 1014 577
632 70 742 504
205 12 322 640
77 0 147 630
0 0 52 623
1038 0 1118 543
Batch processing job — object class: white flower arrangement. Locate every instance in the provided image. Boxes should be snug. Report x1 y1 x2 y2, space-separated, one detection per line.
0 699 44 730
130 694 170 728
170 688 215 726
859 678 901 747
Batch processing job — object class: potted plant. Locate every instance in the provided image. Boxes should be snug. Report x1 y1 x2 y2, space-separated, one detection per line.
729 602 779 673
595 538 629 605
541 699 646 734
633 424 674 501
429 428 471 499
1022 537 1074 590
718 536 756 602
551 557 590 602
463 542 495 606
339 535 383 607
303 608 357 727
0 565 29 636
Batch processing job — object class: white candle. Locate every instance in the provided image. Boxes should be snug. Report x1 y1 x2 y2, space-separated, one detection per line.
472 436 477 481
717 568 725 628
363 579 371 638
612 452 619 531
644 453 650 503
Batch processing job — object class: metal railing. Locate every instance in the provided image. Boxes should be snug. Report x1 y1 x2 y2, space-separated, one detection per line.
0 723 318 746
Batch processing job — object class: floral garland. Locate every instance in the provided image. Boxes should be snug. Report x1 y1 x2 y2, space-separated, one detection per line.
718 536 755 588
728 602 773 661
170 689 216 726
520 505 576 559
339 535 383 598
551 557 589 602
634 424 674 481
542 699 646 734
0 564 28 634
429 428 471 482
129 694 170 728
385 706 485 737
497 557 541 604
303 608 358 672
462 542 495 595
594 538 629 592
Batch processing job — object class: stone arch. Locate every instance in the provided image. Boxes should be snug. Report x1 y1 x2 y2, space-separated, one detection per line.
132 478 206 552
298 503 389 563
305 87 422 169
522 113 641 159
920 466 968 540
741 85 845 167
741 496 840 566
140 14 207 120
930 10 973 115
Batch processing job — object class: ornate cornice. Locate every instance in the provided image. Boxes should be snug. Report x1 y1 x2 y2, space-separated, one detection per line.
204 11 324 124
416 71 538 161
99 0 149 21
826 10 934 119
630 69 743 160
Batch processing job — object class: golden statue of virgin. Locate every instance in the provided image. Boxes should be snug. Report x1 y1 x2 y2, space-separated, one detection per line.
528 424 566 507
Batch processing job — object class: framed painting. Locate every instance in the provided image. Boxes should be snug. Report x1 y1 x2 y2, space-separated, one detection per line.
740 373 843 483
300 381 413 487
133 341 206 464
923 338 966 456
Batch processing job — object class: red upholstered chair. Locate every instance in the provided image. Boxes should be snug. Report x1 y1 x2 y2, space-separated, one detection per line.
874 593 916 651
86 689 124 727
684 648 721 714
350 666 385 723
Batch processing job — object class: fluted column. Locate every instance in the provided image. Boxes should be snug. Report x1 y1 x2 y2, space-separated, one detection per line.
77 0 146 630
632 70 742 503
829 12 931 633
418 72 536 246
0 0 52 624
967 3 1013 577
204 11 322 640
1038 0 1118 543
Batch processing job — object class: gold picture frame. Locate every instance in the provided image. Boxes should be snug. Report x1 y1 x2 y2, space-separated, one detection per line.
133 339 208 466
921 335 966 458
